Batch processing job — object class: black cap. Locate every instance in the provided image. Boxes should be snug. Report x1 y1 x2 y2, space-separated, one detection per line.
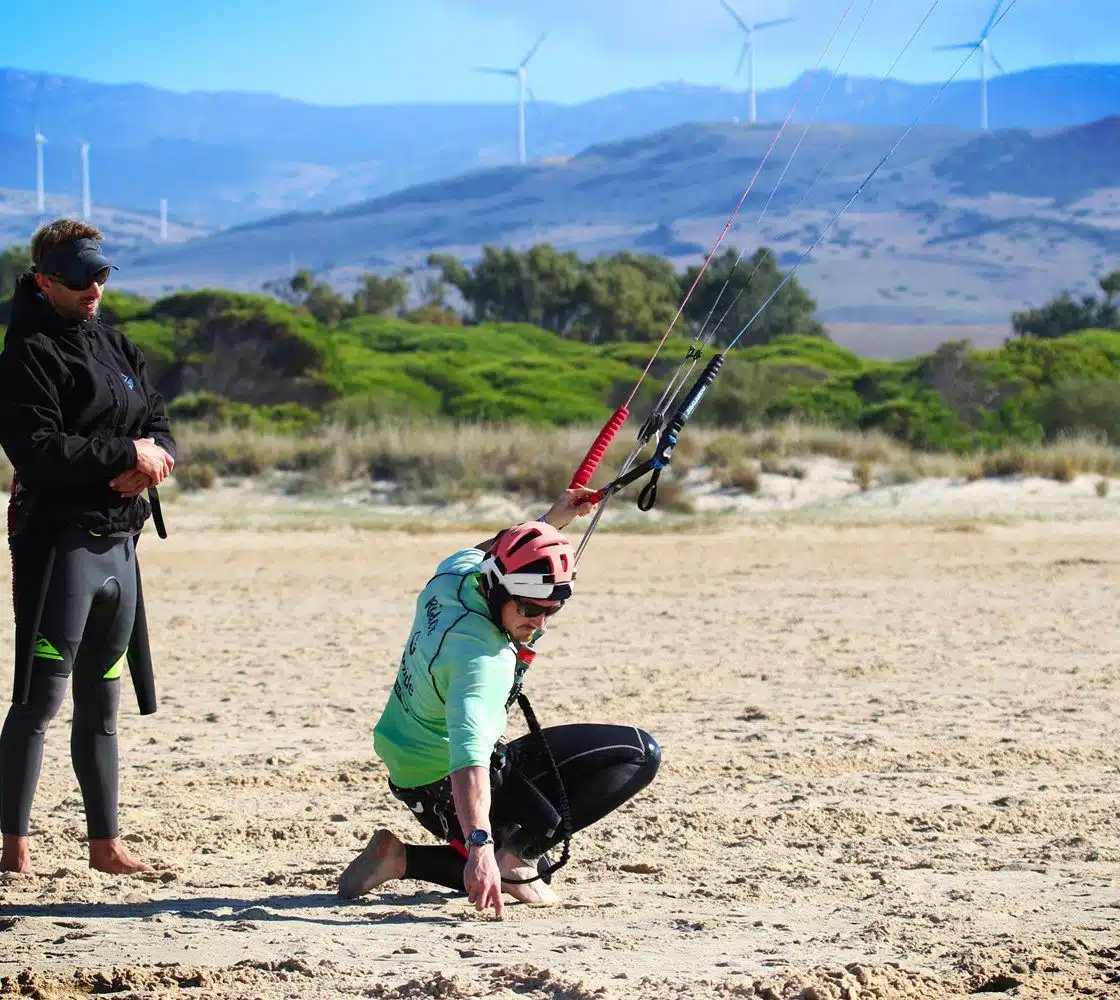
35 237 119 288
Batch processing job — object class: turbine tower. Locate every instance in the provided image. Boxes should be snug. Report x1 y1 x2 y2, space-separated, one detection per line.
719 1 796 125
34 128 47 215
80 141 92 220
934 0 1006 131
474 31 548 166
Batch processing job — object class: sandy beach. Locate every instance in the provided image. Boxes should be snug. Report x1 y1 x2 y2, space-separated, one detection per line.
1 476 1118 999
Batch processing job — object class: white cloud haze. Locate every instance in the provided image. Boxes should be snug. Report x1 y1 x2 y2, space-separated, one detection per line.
454 0 1089 70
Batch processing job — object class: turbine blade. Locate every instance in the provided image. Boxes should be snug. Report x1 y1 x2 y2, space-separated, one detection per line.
474 66 518 76
933 42 978 52
981 0 1006 39
521 30 548 68
736 41 748 76
754 17 796 31
719 0 750 34
988 47 1006 74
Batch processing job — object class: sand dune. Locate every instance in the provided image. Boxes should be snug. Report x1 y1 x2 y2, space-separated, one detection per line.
1 498 1118 998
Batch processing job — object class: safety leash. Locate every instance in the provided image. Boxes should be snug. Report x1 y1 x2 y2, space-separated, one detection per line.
496 645 573 886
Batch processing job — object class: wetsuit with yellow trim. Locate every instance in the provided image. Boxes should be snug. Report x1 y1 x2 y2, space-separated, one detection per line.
0 269 174 843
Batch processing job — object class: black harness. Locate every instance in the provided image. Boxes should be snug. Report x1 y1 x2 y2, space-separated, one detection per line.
388 685 572 886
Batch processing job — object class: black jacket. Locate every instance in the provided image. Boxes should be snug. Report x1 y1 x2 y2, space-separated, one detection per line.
0 272 177 537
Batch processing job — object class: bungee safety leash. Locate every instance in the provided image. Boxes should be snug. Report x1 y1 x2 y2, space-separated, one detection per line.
505 663 573 886
459 643 570 887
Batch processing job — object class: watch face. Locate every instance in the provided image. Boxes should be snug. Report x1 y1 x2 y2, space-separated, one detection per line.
467 829 490 846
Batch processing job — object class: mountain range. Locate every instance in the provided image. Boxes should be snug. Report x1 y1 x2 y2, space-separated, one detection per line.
1 63 1117 353
105 114 1119 338
1 62 1118 228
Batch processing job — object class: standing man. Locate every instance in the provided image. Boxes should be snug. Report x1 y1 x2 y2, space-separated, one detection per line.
0 220 176 875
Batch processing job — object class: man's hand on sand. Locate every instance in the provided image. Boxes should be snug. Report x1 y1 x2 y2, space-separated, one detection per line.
464 845 504 918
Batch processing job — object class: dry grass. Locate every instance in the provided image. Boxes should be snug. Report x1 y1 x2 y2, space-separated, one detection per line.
853 460 874 492
760 458 808 479
169 420 615 503
741 422 908 464
175 463 218 492
1 420 1117 509
715 461 761 494
972 438 1120 482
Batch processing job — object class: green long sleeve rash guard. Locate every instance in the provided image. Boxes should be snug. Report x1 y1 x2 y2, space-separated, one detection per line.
373 548 528 789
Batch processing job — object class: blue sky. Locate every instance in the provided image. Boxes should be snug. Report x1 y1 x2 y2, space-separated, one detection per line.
0 0 1111 107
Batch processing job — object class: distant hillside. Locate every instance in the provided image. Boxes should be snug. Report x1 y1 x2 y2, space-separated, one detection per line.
1 63 1117 227
932 114 1120 202
0 186 209 258
110 116 1120 333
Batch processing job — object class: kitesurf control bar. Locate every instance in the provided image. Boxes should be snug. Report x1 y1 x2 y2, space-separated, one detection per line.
586 353 725 511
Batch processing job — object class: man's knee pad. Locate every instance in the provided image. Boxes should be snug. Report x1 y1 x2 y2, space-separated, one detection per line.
637 728 662 780
73 674 122 737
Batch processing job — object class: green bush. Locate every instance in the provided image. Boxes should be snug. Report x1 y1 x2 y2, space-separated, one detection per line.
740 334 865 376
121 319 179 371
857 395 978 453
166 391 229 423
1034 378 1120 444
100 290 152 325
167 392 320 435
51 275 1118 457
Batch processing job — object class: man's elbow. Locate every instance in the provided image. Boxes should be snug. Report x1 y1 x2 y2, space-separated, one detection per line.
449 752 491 778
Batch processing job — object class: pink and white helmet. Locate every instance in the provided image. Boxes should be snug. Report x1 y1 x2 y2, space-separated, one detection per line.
480 521 576 601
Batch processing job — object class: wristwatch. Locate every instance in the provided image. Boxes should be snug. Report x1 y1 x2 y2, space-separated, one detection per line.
465 828 494 849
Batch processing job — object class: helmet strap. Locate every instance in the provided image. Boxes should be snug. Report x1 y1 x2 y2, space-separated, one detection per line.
481 575 513 635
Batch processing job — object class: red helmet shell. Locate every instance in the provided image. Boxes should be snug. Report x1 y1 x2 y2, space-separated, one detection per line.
480 521 576 601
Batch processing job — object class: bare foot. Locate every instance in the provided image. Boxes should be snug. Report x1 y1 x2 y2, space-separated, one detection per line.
497 849 560 906
88 837 154 875
338 829 406 899
1 835 31 874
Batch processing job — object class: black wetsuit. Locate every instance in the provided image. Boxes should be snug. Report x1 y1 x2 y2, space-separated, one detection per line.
0 272 176 841
389 716 661 891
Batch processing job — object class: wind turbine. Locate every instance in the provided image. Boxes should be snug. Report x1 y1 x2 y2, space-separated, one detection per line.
34 127 47 215
719 1 796 125
79 141 92 220
934 0 1006 131
474 31 548 166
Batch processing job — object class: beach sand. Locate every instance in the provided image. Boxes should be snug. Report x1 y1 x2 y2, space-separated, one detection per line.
1 485 1117 998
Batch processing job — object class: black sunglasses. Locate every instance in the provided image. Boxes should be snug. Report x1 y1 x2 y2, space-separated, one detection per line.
514 598 564 619
49 268 110 292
